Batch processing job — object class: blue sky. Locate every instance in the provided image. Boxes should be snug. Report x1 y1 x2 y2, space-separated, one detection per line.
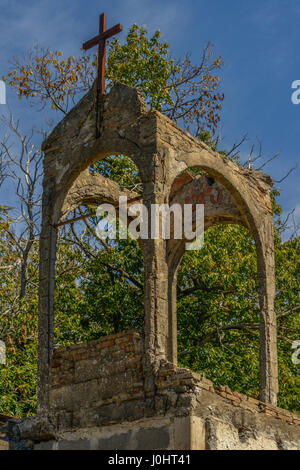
0 0 300 232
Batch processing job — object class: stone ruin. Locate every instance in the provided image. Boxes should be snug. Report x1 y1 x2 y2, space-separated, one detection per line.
5 83 299 450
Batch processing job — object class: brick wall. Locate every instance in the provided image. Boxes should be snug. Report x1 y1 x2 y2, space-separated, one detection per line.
9 330 298 449
49 330 145 428
49 330 299 433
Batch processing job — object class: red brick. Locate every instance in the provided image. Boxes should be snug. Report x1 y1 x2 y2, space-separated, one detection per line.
95 339 115 350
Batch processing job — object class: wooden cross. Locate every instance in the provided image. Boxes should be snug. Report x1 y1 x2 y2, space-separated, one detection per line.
82 13 123 135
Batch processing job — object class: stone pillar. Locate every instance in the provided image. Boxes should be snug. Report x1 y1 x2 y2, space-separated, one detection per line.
167 263 179 365
143 237 169 361
143 174 170 362
37 186 58 414
256 215 278 405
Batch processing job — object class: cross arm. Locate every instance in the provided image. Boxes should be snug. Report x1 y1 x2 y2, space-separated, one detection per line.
82 23 123 50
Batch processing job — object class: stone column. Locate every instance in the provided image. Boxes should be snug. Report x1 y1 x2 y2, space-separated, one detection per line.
256 215 278 405
167 265 178 365
37 185 58 414
142 170 170 362
143 237 169 361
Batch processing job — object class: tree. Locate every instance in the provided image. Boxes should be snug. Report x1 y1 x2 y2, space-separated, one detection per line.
0 24 299 418
0 115 43 298
3 25 224 135
3 45 94 115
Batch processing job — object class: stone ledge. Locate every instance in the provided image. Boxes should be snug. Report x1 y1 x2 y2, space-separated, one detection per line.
9 330 299 449
48 331 300 429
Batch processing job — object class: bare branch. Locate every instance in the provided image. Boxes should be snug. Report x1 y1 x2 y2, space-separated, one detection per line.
274 165 297 183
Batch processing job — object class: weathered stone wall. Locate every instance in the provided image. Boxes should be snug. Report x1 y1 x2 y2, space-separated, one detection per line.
49 330 144 429
0 431 9 450
37 83 279 410
0 415 10 450
9 331 299 450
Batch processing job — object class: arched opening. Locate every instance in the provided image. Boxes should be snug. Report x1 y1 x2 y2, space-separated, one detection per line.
176 223 260 398
52 154 145 349
166 167 273 400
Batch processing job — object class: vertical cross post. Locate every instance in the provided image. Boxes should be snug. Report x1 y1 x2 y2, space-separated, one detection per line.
97 13 107 96
82 13 122 137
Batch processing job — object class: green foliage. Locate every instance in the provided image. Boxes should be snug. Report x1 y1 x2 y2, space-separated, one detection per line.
92 154 142 193
0 229 39 416
77 239 144 337
106 24 224 134
4 23 224 134
177 224 260 397
107 24 174 111
176 225 299 413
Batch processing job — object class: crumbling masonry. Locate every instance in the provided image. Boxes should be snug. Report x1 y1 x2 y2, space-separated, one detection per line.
7 83 299 450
